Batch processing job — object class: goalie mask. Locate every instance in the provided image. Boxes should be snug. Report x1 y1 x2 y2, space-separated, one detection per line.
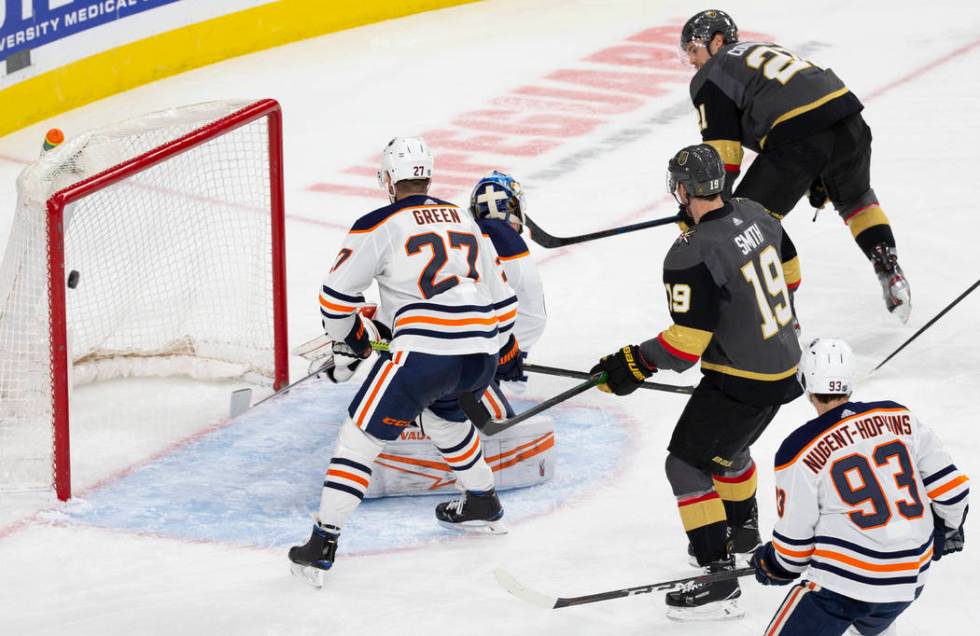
798 338 855 395
469 171 527 232
377 137 434 202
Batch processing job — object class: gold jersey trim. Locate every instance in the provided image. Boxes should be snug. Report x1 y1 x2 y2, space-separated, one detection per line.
701 361 798 381
760 87 851 149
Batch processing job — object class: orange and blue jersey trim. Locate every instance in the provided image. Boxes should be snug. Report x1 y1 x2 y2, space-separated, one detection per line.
478 217 529 259
349 194 460 234
320 285 365 319
774 401 907 471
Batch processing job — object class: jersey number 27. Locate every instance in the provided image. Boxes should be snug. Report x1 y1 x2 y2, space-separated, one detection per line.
405 231 479 299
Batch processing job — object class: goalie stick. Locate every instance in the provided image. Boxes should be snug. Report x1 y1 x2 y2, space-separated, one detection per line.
525 212 682 248
494 566 756 609
525 363 694 395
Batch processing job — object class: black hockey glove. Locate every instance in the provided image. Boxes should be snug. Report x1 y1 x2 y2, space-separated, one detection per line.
590 345 655 396
931 507 967 561
807 178 829 209
496 335 527 382
751 543 798 586
338 308 392 359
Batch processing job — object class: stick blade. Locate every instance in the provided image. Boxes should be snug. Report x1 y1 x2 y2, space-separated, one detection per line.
229 388 253 417
494 568 558 609
525 216 563 249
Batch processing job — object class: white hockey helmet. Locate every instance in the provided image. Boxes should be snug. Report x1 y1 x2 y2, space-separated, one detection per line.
377 137 434 201
798 338 855 395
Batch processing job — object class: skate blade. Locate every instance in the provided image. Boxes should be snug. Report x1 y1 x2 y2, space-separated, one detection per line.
666 599 744 622
437 519 508 535
290 562 326 588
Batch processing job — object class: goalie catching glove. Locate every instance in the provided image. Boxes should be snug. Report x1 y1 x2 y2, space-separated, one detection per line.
590 345 656 395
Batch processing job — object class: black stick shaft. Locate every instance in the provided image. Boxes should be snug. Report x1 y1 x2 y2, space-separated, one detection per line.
873 277 980 372
525 363 694 395
553 567 756 608
526 213 681 248
481 374 605 435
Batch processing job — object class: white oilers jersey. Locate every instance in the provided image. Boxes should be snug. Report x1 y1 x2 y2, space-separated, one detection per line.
320 194 517 356
771 400 970 603
477 218 547 350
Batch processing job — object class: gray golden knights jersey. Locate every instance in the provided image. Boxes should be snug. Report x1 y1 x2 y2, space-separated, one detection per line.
690 41 863 172
639 198 803 406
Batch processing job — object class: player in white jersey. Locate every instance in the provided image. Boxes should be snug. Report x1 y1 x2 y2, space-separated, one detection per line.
468 170 547 418
288 137 522 587
752 339 969 635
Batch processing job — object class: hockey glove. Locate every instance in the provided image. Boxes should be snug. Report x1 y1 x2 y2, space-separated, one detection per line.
807 178 829 209
590 345 655 396
496 335 527 382
308 353 362 384
931 507 967 561
751 543 798 586
339 311 389 360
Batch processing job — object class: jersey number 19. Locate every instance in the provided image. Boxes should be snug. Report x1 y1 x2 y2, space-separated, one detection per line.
741 245 793 339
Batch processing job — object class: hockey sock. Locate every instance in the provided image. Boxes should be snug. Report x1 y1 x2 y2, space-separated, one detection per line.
421 411 494 492
843 203 896 257
317 418 385 530
666 454 728 566
712 460 758 529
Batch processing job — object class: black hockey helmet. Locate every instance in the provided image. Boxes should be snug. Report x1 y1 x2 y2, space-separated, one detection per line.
667 144 725 200
680 10 738 52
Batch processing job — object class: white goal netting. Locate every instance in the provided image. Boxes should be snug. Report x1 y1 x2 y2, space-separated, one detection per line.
0 100 285 496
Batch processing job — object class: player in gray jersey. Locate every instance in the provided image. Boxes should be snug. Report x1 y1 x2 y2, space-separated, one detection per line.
592 144 803 621
681 10 910 323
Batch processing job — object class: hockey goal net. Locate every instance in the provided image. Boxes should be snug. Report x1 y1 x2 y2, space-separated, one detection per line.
0 99 288 501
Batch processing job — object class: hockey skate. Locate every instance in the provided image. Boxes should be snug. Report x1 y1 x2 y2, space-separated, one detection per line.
666 558 744 622
870 244 911 323
435 489 507 535
288 523 339 588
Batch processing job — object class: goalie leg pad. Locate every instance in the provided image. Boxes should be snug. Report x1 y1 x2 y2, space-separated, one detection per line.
317 419 385 530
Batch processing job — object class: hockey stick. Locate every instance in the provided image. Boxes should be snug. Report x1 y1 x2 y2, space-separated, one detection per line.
872 277 980 373
479 372 606 436
494 566 755 609
524 212 682 248
230 338 390 417
525 363 694 395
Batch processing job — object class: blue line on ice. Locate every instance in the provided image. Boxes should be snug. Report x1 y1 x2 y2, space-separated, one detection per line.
62 381 627 555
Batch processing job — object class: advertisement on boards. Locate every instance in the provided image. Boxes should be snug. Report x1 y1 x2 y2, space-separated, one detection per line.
0 0 181 59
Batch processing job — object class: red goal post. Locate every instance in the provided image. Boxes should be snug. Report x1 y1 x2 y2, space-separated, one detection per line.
0 99 289 501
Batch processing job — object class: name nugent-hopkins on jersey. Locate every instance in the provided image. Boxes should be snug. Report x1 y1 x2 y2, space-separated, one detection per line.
770 400 970 603
320 194 518 356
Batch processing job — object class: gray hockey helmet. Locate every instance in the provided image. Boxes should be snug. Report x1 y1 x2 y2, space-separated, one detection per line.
680 10 738 51
667 144 725 199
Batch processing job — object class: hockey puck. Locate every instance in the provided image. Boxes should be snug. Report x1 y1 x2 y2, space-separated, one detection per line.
67 270 80 289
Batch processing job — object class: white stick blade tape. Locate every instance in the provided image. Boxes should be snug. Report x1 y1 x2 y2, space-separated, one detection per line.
493 568 557 609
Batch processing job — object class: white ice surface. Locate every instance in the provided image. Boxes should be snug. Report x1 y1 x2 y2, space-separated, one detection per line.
1 0 979 634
